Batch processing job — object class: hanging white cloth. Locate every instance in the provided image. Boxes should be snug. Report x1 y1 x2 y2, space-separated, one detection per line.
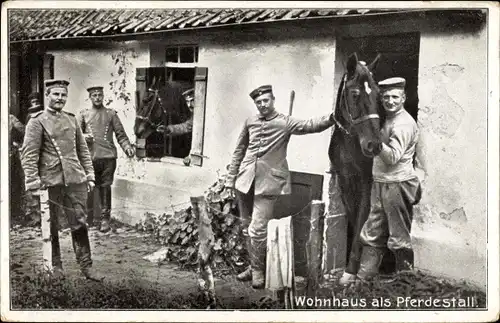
265 216 294 291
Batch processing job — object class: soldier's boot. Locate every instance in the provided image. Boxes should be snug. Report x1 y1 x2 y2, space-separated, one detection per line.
49 219 65 279
357 246 385 282
394 248 414 273
250 239 266 289
236 235 252 281
339 251 361 285
99 186 111 233
86 189 95 228
71 227 104 282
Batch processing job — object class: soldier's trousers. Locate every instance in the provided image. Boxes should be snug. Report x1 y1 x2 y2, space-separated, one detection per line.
236 182 278 272
87 158 116 223
48 183 92 269
360 177 422 252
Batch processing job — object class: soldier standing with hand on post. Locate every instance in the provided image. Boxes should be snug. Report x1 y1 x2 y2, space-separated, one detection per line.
21 79 103 281
223 85 336 289
77 86 135 233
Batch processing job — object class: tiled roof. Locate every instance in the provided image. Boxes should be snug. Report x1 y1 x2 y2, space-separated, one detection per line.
9 8 406 42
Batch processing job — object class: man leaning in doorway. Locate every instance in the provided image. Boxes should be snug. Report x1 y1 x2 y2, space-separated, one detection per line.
77 86 135 233
223 85 336 289
21 79 103 281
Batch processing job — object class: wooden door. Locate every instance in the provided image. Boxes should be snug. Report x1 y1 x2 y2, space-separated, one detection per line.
274 171 324 277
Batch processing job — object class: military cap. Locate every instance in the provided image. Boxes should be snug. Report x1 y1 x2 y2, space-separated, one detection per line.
182 88 195 98
27 101 42 113
44 79 69 91
249 85 273 100
87 86 104 94
27 92 40 102
378 77 406 91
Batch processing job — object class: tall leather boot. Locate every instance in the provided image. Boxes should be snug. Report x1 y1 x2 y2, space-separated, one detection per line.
50 218 64 279
357 246 384 281
99 186 111 233
250 238 266 289
71 227 103 281
236 234 252 281
86 189 95 228
394 248 414 273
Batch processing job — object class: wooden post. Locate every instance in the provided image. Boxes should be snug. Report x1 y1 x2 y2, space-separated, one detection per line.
323 173 347 272
39 190 53 272
190 196 216 309
306 200 325 299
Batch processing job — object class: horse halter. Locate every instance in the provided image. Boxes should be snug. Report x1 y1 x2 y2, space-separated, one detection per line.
136 88 168 129
334 74 379 135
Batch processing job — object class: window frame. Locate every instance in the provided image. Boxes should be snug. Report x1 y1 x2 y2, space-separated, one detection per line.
135 65 208 167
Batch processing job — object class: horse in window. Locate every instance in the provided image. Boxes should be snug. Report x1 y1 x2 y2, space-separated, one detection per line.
134 78 192 158
328 52 395 284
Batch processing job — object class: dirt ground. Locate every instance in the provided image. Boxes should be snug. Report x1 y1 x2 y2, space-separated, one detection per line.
9 222 486 310
9 224 272 309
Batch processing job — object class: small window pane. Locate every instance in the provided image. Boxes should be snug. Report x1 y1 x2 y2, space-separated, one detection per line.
179 46 195 63
165 47 178 63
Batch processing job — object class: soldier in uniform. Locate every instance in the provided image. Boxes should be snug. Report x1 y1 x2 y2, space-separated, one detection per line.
77 86 135 233
223 85 336 288
21 79 103 281
357 77 422 281
9 113 26 222
156 88 195 136
25 92 44 123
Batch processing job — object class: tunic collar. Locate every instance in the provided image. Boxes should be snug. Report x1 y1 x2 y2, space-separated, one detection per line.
46 107 62 115
258 109 279 121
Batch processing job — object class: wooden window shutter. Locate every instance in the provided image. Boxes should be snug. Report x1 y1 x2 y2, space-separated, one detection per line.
190 67 208 167
135 68 148 157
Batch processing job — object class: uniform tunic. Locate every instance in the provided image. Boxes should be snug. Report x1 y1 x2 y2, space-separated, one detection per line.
227 110 335 196
228 109 334 243
21 109 95 190
77 107 132 160
20 108 95 237
360 108 422 251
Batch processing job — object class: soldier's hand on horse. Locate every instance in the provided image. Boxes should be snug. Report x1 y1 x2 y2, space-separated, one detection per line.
372 142 383 156
126 147 135 158
87 181 95 192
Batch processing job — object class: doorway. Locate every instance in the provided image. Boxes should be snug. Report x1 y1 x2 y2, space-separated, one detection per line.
341 32 420 121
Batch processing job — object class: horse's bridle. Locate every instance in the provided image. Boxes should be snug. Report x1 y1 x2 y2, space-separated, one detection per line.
334 74 380 136
136 88 168 129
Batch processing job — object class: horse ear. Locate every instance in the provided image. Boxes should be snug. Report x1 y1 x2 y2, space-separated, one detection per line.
367 53 381 73
347 52 359 75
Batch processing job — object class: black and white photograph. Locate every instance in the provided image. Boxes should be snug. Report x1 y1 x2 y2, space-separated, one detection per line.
1 1 499 322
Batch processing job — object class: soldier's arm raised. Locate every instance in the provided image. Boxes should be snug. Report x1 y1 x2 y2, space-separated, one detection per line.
286 113 335 135
74 118 95 182
20 119 43 191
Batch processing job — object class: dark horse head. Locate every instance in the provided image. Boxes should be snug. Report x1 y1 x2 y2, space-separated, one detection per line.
134 78 190 140
329 52 385 175
134 77 168 139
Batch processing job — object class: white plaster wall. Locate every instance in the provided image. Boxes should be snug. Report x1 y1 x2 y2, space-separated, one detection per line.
413 29 487 287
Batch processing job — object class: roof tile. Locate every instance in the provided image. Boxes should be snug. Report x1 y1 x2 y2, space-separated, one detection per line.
9 8 407 42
